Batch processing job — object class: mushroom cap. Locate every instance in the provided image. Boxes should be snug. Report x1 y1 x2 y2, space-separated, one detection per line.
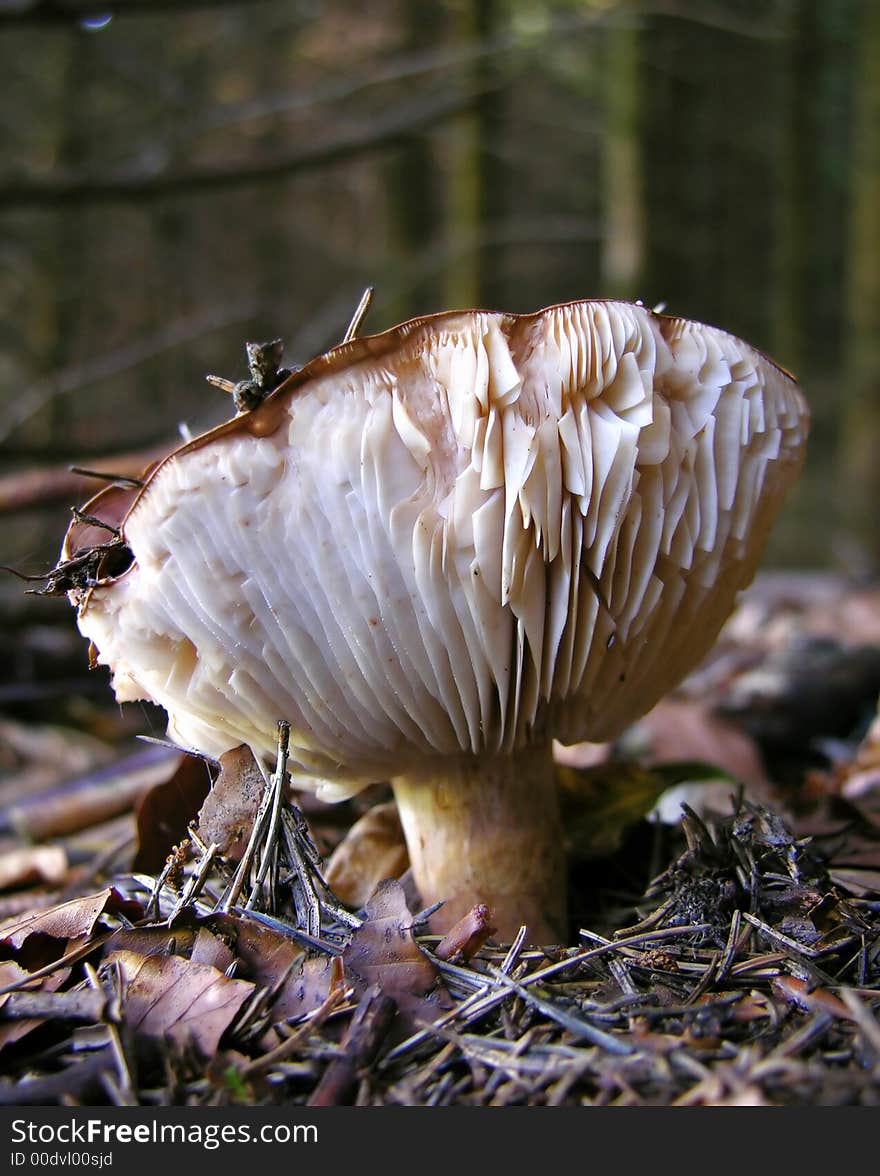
64 300 808 798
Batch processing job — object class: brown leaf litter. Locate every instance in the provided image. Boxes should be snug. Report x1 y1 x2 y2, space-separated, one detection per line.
2 778 880 1106
2 573 880 1105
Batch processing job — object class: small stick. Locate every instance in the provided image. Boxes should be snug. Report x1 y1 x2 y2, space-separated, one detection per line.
69 466 144 488
84 961 137 1106
146 842 190 921
246 721 290 910
681 952 720 1007
499 925 529 974
342 286 374 343
435 904 495 962
279 808 322 936
71 507 120 535
217 755 278 912
484 965 634 1056
308 984 397 1106
238 968 350 1078
235 908 341 956
613 894 680 937
2 990 106 1021
714 909 746 985
168 841 219 922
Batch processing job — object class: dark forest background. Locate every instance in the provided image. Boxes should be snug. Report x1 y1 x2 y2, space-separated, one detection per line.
1 0 878 665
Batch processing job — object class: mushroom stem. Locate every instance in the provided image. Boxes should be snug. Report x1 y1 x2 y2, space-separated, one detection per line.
391 743 566 945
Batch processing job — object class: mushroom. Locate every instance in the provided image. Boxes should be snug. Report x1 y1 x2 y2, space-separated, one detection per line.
60 300 808 942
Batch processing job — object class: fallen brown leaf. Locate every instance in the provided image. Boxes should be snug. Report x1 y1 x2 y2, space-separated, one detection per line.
0 888 137 970
633 698 772 790
772 975 855 1020
0 961 69 1052
103 924 197 959
343 879 451 1030
0 846 67 892
190 927 234 973
133 753 213 872
107 949 253 1056
324 801 409 907
194 746 265 864
209 912 336 1024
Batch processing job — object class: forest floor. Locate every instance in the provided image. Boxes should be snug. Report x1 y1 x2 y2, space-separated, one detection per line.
2 570 880 1106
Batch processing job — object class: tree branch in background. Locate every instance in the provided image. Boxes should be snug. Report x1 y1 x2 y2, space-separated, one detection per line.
0 90 477 209
0 299 259 446
0 0 281 25
0 443 171 516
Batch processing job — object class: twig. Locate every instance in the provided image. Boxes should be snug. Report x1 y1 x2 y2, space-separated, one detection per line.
234 908 342 956
238 973 351 1078
217 754 278 913
145 843 190 920
341 287 374 343
168 842 219 922
68 466 144 488
2 990 106 1021
484 965 635 1056
0 933 114 997
246 722 289 911
308 984 397 1105
85 962 137 1106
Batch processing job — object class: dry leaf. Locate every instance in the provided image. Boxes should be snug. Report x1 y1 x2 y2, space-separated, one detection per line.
133 753 213 872
0 961 69 1052
772 975 854 1020
103 925 196 959
107 949 253 1055
209 912 334 1024
190 927 234 973
0 888 132 970
324 802 408 906
343 878 451 1029
633 698 772 790
210 912 302 986
267 955 338 1025
195 746 265 863
0 846 67 891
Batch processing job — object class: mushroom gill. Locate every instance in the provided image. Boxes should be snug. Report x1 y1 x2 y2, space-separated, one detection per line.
62 300 809 942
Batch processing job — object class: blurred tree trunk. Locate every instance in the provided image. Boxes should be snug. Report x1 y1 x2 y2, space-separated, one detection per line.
38 31 93 447
842 0 880 567
774 0 818 377
640 12 784 343
384 2 445 320
600 14 644 298
774 1 854 377
444 0 505 311
471 0 506 308
253 18 301 337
